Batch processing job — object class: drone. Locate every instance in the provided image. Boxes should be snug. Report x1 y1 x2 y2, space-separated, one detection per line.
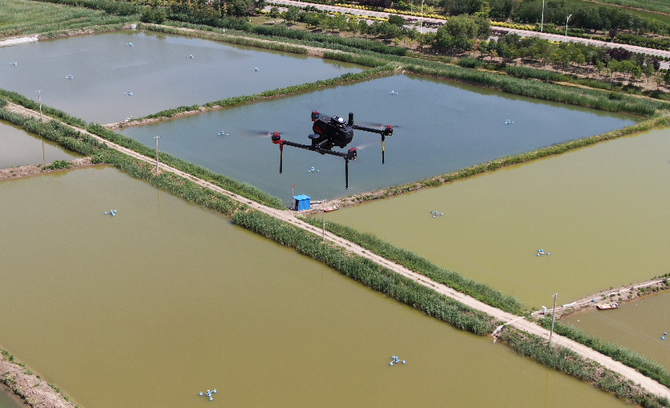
269 111 394 189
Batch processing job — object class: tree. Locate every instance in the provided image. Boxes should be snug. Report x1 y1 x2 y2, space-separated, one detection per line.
435 15 478 52
282 6 300 25
388 15 406 27
442 0 484 16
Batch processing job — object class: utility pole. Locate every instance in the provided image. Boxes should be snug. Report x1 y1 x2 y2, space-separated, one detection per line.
36 89 42 120
549 293 558 346
322 200 326 242
154 136 161 173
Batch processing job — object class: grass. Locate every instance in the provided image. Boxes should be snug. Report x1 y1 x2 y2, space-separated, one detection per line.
0 0 136 38
538 316 670 390
499 326 670 408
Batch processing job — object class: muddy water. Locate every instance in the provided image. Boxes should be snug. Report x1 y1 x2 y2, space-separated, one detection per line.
120 74 637 202
0 31 363 124
327 127 670 308
564 291 670 369
0 391 22 408
0 120 79 168
0 167 627 407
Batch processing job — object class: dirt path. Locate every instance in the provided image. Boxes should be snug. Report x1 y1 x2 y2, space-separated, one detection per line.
6 102 670 402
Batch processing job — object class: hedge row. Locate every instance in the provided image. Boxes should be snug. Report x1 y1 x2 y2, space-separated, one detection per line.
499 327 670 408
538 317 670 390
301 216 525 315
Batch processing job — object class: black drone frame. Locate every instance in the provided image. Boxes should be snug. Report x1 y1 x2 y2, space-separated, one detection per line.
271 112 393 189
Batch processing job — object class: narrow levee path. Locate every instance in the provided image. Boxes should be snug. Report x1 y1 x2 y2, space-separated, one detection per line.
6 102 670 401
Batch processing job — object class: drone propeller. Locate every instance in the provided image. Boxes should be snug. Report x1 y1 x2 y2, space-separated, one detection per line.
242 129 283 138
357 121 401 130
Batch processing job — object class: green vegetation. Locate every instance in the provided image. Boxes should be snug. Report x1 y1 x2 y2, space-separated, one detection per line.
43 159 72 170
301 216 525 314
538 317 670 390
402 60 669 116
499 327 670 408
132 63 392 122
0 89 87 128
233 209 496 334
0 0 136 37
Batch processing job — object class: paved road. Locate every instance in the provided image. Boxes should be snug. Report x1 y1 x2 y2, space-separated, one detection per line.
270 0 670 66
8 98 670 401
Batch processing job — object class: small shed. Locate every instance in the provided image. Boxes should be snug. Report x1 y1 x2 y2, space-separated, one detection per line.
292 195 311 211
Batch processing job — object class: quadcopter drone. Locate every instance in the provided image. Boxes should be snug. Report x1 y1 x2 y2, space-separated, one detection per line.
270 111 394 189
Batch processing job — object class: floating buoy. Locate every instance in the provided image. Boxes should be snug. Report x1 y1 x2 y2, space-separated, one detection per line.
537 253 541 257
199 392 203 396
665 333 668 336
9 62 18 66
402 360 406 364
126 42 133 46
663 337 666 340
252 67 259 72
390 362 394 366
547 253 551 255
209 397 213 401
213 389 217 393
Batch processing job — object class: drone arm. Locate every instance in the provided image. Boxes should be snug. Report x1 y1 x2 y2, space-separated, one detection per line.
352 124 394 136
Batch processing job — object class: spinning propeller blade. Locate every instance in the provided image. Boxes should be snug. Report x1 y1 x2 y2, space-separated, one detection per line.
242 129 283 138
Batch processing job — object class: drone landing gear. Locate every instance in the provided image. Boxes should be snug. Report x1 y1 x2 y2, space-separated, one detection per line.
273 133 357 189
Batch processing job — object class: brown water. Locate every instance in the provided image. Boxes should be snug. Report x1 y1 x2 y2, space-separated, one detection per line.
327 127 670 309
0 120 79 168
564 290 670 369
0 391 22 408
0 167 627 407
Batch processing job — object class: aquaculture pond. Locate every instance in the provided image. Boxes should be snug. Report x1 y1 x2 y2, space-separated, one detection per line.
0 30 363 124
326 127 670 308
0 119 79 168
120 74 637 202
0 391 22 408
0 167 628 408
564 291 670 369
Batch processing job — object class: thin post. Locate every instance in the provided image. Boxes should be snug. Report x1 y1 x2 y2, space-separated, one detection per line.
565 14 572 37
549 293 558 346
420 0 424 34
541 0 545 32
322 200 325 242
36 90 42 120
154 136 161 173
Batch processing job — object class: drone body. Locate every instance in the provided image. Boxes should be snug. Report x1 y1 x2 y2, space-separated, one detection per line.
271 112 394 189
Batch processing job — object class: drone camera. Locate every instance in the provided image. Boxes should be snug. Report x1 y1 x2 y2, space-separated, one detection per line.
311 111 320 121
347 148 358 161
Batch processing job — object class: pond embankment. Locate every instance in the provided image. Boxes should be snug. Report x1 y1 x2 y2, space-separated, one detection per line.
0 158 94 181
1 349 76 408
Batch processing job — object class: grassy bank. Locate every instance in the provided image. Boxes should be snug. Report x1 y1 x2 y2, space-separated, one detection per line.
301 216 525 315
341 114 670 205
233 209 496 335
0 0 135 38
537 317 670 391
499 327 670 408
129 64 393 123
